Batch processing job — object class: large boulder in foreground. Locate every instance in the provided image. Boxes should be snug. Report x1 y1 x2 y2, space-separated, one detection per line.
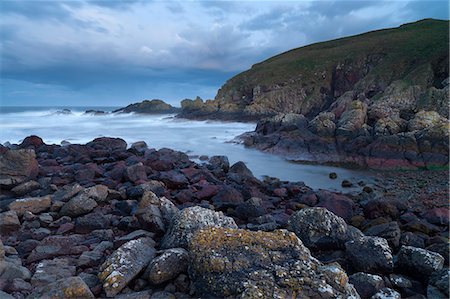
288 207 356 250
160 206 237 249
0 149 39 188
188 227 360 298
98 237 156 297
396 246 444 281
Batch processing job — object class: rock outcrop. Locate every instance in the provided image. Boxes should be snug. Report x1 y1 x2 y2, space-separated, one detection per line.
114 99 179 114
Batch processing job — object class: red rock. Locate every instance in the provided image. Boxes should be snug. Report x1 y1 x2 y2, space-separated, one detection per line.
56 222 74 234
316 190 354 221
0 149 39 188
19 135 45 149
273 188 288 197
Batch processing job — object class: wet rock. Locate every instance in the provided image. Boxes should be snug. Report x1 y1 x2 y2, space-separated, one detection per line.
0 149 39 188
289 207 353 250
345 236 394 274
229 161 254 177
0 211 21 234
10 180 40 196
98 237 156 297
349 272 385 298
364 221 401 248
8 196 52 216
27 276 95 299
146 248 188 285
59 193 98 217
341 180 353 187
235 197 266 220
161 206 237 249
30 258 76 288
370 288 401 299
329 172 337 179
130 141 148 154
396 246 444 281
188 227 360 298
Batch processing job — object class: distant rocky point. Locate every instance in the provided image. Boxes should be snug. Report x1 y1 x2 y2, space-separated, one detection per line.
114 99 179 114
84 110 107 115
178 19 450 169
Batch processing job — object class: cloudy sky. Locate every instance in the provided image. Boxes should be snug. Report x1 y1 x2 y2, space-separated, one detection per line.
1 0 448 107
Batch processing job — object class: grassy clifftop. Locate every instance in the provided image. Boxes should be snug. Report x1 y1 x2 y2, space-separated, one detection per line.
210 19 448 119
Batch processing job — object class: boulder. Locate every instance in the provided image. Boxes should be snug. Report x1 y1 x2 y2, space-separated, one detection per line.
86 137 127 151
370 288 400 299
75 212 110 233
211 185 244 209
289 207 353 250
309 112 336 137
0 211 21 234
10 180 40 196
0 149 39 188
30 258 76 288
8 196 52 216
188 227 360 298
146 248 188 285
160 206 237 249
396 246 444 281
59 193 98 217
408 110 447 131
136 191 178 235
27 276 95 299
124 162 147 183
428 269 449 297
364 221 401 248
422 207 449 226
235 197 267 220
78 241 113 268
345 236 394 274
316 190 355 221
0 257 31 281
27 235 87 263
349 272 385 299
98 237 156 297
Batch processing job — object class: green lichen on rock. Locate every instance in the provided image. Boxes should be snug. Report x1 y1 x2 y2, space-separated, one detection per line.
188 227 360 298
26 276 95 299
98 237 156 297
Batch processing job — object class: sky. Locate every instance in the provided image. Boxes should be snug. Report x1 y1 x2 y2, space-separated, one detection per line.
0 0 448 107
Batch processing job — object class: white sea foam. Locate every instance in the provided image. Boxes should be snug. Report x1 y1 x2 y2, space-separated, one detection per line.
0 107 372 190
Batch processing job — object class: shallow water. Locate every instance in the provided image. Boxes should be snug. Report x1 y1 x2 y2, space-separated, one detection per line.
0 107 373 191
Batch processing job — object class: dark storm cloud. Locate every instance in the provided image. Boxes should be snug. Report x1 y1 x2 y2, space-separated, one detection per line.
0 0 448 106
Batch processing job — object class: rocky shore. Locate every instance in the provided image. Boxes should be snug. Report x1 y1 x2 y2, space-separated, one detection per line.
0 135 448 298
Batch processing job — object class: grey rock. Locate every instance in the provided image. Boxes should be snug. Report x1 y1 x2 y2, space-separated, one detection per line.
161 206 237 249
349 272 385 298
115 291 153 299
98 237 156 297
0 290 15 299
289 207 352 250
84 184 109 202
396 246 444 280
147 248 188 285
429 269 449 296
31 258 76 288
364 221 401 249
345 236 394 274
59 193 98 217
78 241 113 268
0 257 31 281
235 197 267 220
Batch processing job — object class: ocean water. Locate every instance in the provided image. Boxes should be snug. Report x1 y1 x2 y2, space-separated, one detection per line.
0 106 373 191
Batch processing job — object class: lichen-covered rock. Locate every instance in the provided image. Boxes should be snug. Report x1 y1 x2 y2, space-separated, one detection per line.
349 272 385 298
160 206 237 249
0 149 39 188
289 207 352 250
98 237 156 297
188 227 360 298
8 196 52 216
396 246 444 281
309 112 336 137
345 236 394 274
146 248 188 285
27 276 95 299
370 288 400 299
408 110 447 131
59 193 98 217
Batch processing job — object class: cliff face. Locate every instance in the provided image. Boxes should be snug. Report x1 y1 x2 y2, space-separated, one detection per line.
180 19 449 169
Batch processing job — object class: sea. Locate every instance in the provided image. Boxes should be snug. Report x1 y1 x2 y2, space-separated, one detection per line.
0 106 373 191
